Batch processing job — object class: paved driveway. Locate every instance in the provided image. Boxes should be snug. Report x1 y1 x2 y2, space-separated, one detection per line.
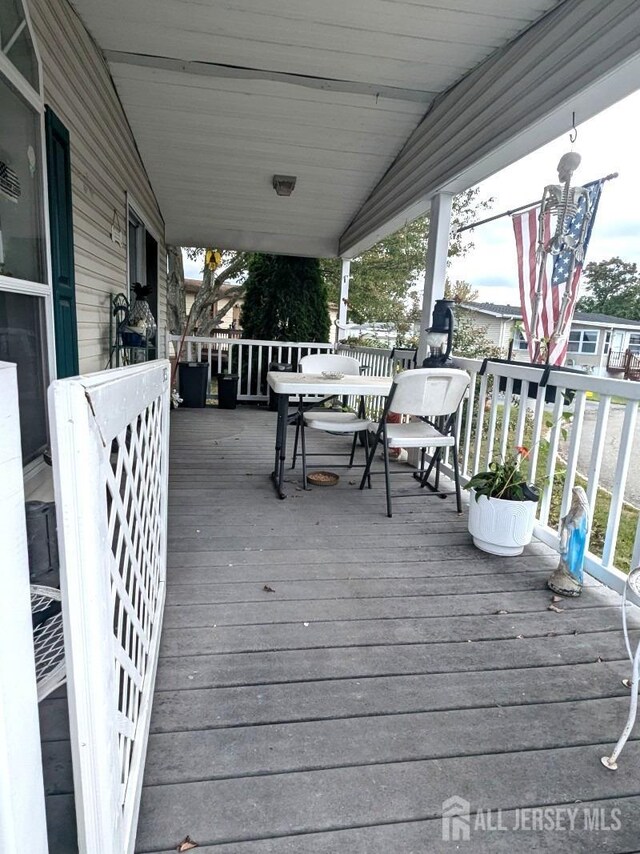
560 402 640 508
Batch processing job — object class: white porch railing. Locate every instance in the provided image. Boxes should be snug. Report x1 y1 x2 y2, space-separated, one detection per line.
0 362 49 853
450 357 640 594
167 331 638 591
49 361 170 854
338 347 640 589
167 333 333 400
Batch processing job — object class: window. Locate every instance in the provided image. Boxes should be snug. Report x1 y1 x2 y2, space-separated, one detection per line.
0 0 38 89
629 333 640 354
0 290 48 462
513 329 529 350
568 329 599 354
604 330 612 355
0 75 45 282
1 0 51 469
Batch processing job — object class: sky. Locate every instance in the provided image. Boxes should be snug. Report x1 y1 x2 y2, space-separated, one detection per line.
447 89 640 305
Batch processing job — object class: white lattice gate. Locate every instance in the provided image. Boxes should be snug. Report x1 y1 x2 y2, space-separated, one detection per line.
49 361 170 853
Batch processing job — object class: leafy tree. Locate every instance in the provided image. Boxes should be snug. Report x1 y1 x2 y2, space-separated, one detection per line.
576 257 640 320
321 188 491 337
445 279 502 359
241 255 330 342
166 246 249 335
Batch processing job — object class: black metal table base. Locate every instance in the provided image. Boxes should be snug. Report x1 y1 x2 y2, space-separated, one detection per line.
271 391 290 498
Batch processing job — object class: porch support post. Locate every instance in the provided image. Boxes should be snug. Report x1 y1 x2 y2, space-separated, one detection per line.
336 258 351 343
417 192 453 364
0 362 49 853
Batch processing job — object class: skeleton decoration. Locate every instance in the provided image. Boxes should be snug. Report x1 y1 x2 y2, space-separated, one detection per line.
529 152 595 363
547 486 589 597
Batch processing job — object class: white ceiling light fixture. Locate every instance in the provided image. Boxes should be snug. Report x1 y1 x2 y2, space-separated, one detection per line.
272 174 297 196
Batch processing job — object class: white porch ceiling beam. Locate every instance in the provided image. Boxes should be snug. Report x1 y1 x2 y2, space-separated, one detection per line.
339 0 640 257
102 50 437 104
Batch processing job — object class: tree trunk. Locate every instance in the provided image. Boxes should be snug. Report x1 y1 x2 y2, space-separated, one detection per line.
167 245 186 334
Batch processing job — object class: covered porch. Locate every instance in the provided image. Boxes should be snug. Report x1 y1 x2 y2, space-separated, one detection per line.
42 402 640 851
130 406 640 850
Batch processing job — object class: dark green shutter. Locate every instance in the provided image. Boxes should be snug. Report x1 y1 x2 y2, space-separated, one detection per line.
45 107 79 378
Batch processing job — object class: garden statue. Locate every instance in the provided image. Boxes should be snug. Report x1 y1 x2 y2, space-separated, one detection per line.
547 486 590 596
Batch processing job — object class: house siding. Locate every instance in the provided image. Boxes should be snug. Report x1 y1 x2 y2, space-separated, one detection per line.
30 0 166 374
456 308 510 354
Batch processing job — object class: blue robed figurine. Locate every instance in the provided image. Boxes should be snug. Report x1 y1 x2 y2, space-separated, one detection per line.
548 486 590 597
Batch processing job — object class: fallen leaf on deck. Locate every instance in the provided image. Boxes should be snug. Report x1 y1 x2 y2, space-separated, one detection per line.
547 604 564 613
349 480 356 485
177 836 198 851
263 584 275 593
551 595 562 603
495 609 508 615
596 656 604 663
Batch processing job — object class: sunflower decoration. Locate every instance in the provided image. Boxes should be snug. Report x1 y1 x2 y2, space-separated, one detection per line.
205 249 222 271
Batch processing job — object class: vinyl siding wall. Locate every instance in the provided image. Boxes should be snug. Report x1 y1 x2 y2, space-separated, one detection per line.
30 0 166 374
456 308 511 354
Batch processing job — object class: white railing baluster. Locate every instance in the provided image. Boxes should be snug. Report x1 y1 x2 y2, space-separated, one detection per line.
473 372 488 476
236 343 243 396
485 373 499 466
247 345 254 397
585 395 611 527
602 401 639 568
461 370 477 478
527 385 546 486
500 376 514 460
631 516 640 573
559 389 587 520
538 392 565 527
514 381 529 447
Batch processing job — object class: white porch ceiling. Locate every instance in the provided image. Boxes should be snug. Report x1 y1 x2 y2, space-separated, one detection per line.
69 0 640 257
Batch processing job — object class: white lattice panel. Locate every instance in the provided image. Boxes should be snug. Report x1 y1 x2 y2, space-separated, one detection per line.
49 361 170 854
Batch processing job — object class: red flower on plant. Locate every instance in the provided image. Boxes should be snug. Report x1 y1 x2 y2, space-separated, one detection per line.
515 445 530 458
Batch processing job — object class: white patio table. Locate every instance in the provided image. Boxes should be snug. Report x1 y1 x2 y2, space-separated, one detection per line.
267 371 393 498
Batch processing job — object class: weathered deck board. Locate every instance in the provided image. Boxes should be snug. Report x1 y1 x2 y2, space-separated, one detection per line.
39 404 640 854
132 405 640 852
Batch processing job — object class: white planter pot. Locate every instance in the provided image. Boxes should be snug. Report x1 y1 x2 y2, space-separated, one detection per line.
467 491 537 556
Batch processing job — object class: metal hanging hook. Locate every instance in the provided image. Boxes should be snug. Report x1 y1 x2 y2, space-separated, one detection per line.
569 111 578 144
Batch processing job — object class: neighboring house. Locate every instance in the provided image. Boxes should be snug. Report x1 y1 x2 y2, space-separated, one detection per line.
184 278 242 329
457 302 640 376
185 278 339 337
1 0 166 497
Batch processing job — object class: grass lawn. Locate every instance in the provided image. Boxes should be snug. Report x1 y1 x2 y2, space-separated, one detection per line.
469 396 639 574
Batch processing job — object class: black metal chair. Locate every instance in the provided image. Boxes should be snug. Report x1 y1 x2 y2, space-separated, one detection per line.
359 368 470 517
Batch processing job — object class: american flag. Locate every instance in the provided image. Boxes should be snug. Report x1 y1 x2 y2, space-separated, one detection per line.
512 180 602 365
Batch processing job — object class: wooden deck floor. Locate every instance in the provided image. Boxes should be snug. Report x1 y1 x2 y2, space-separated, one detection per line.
42 404 640 852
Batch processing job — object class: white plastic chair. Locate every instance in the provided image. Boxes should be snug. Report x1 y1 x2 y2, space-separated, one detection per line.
359 368 470 517
291 353 371 487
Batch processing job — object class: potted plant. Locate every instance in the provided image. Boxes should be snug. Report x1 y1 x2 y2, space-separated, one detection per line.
466 447 540 556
